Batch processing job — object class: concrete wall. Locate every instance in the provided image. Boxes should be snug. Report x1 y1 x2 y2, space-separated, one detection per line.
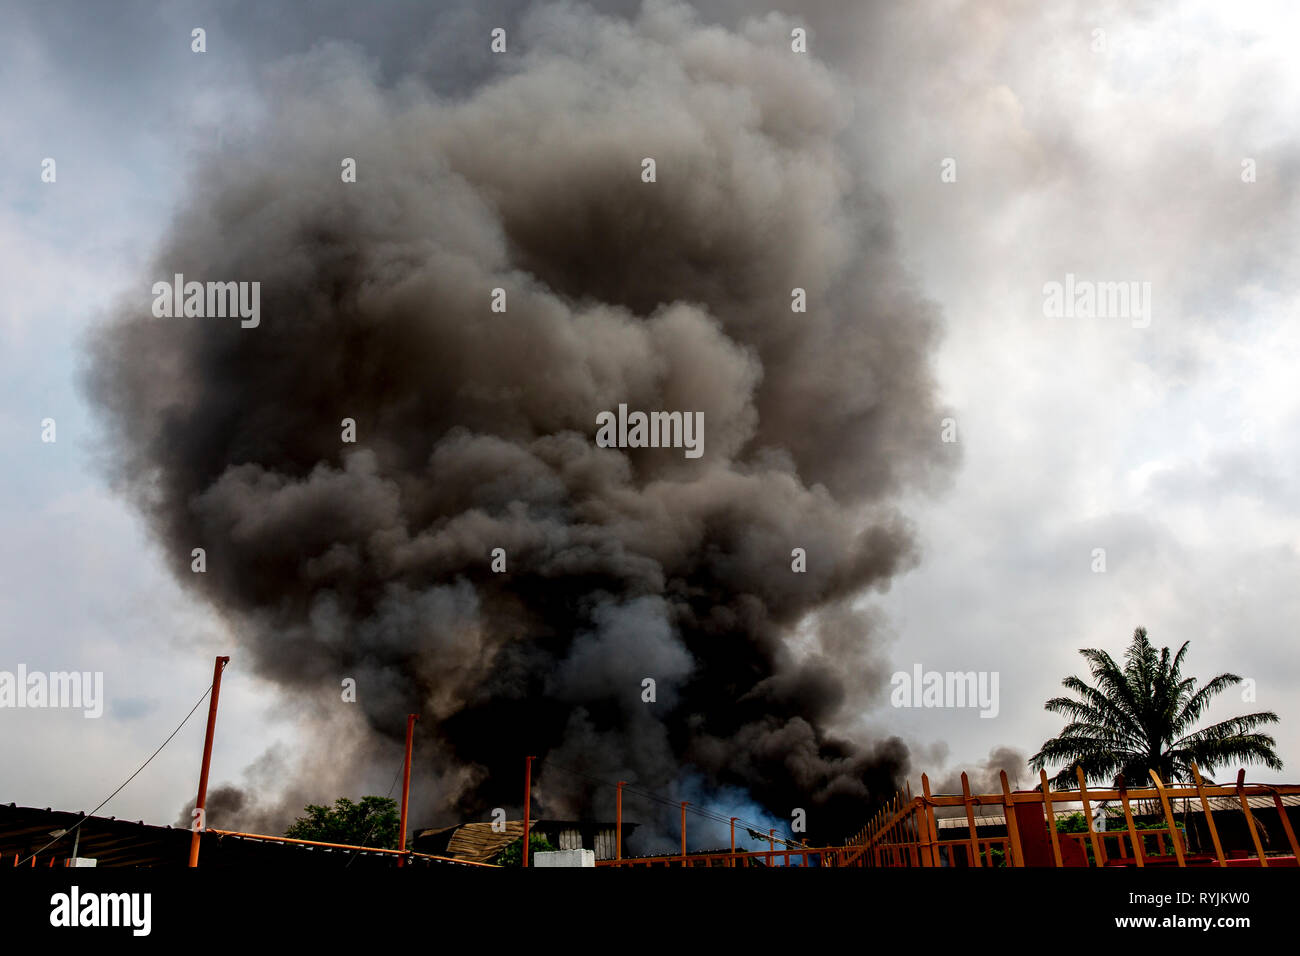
534 849 595 868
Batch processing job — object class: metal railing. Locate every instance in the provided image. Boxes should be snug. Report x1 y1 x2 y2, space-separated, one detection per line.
596 845 866 867
848 764 1300 868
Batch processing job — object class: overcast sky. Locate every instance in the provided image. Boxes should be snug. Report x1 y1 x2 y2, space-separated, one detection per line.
3 0 1298 834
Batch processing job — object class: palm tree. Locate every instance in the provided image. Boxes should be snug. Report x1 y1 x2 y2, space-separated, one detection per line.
1029 627 1283 788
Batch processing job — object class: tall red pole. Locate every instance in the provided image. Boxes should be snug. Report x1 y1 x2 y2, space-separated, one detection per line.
768 828 776 867
680 802 688 860
523 755 535 868
397 714 418 867
730 817 738 867
188 655 230 868
616 781 626 861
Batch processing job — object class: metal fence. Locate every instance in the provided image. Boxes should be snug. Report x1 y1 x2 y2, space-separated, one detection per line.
848 764 1300 868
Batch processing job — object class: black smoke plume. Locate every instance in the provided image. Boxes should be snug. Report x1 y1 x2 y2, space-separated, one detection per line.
90 2 951 847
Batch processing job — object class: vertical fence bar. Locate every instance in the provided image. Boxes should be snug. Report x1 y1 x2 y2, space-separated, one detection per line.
960 772 981 867
1236 769 1268 867
913 790 930 867
1148 771 1185 866
905 783 918 867
999 771 1024 867
894 794 904 866
908 793 919 866
885 801 894 866
1117 775 1145 867
1039 770 1063 867
921 774 941 867
1076 767 1103 867
1268 788 1300 860
909 802 919 865
885 796 896 866
882 798 892 866
1190 763 1226 866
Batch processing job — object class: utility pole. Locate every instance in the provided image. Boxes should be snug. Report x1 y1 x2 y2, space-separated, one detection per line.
188 655 230 868
523 755 535 868
398 714 418 866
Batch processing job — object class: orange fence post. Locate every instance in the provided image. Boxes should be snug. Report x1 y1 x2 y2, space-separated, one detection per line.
878 802 888 866
1268 787 1300 860
1236 769 1268 866
921 775 940 867
1148 771 1185 866
888 794 899 866
960 772 981 868
1039 770 1064 867
1117 775 1145 867
1190 763 1226 866
874 811 884 867
730 817 738 868
904 782 915 866
999 771 1024 867
897 794 906 867
1076 767 1104 867
680 802 688 861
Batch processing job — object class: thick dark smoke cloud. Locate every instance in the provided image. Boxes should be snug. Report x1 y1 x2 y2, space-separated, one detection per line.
932 746 1029 797
91 1 951 846
175 784 245 830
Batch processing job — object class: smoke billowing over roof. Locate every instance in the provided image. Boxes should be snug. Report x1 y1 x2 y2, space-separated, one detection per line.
89 2 953 846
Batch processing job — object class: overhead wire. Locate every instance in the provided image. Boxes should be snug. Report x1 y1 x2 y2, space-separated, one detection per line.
343 760 407 868
18 662 224 866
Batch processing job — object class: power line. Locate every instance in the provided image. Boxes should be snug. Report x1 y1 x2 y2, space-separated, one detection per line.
20 666 222 866
343 760 406 868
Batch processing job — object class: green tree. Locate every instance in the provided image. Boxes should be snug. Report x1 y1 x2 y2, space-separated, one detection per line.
491 833 556 867
285 796 400 849
1030 627 1282 788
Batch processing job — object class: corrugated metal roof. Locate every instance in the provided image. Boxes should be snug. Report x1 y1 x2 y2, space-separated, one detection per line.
0 803 458 867
415 820 533 863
